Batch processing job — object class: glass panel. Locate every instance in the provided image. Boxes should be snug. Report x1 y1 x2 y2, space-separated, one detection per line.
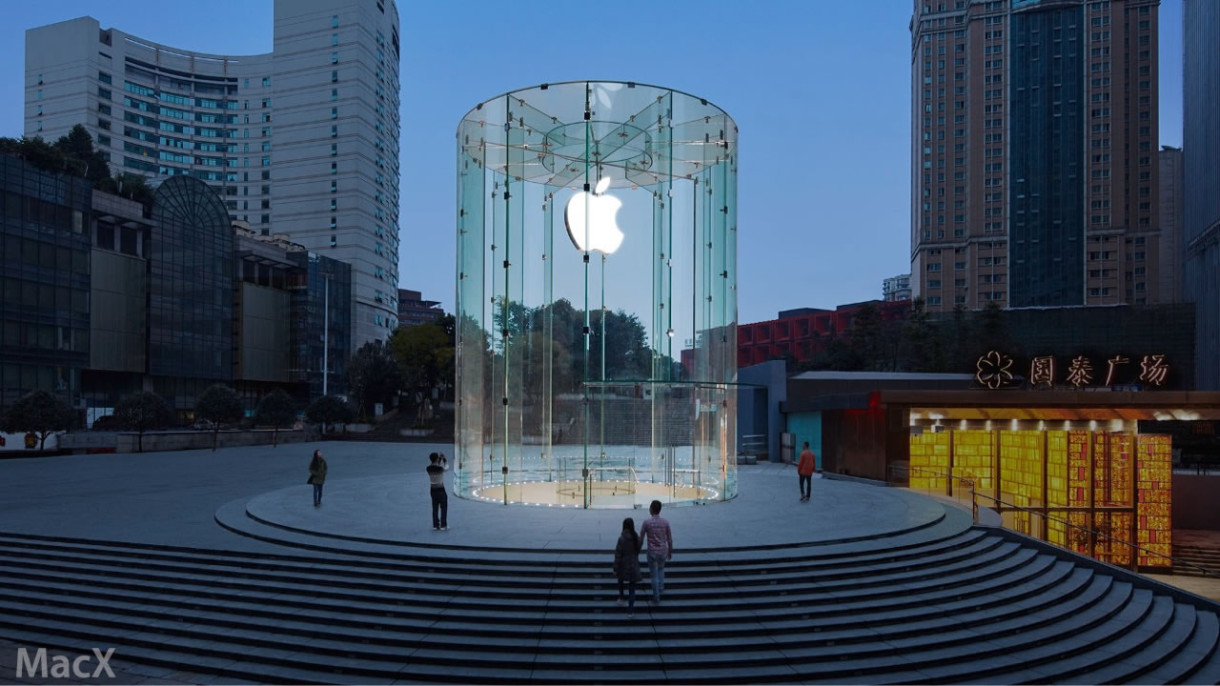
456 82 738 508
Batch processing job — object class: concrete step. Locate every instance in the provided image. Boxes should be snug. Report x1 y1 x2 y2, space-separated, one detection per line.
213 496 981 563
0 527 1218 683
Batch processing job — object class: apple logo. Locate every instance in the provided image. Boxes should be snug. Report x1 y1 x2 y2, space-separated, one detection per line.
564 176 624 255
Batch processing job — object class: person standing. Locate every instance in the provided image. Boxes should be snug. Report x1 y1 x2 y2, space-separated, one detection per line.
613 517 643 618
639 500 673 605
426 452 449 531
307 449 328 507
797 441 816 502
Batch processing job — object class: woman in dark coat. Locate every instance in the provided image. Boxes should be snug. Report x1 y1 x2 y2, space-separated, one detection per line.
614 517 643 617
307 450 328 507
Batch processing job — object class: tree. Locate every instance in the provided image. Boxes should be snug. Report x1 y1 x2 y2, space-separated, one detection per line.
346 340 403 419
390 321 454 426
0 390 75 450
851 303 887 371
0 136 66 173
305 395 355 435
113 391 174 453
106 172 156 206
900 298 938 372
976 300 1010 358
195 384 244 451
53 125 111 187
254 389 298 447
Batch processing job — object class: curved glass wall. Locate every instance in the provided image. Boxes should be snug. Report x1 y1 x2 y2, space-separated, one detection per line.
455 81 738 508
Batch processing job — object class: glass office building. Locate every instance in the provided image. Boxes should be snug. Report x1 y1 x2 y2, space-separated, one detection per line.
0 155 92 409
455 82 738 508
1184 0 1220 389
148 175 234 405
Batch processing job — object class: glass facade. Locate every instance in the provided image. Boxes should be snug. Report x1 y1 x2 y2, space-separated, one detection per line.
0 155 91 410
455 82 738 508
1009 5 1085 307
149 176 233 385
1183 0 1220 389
289 251 351 399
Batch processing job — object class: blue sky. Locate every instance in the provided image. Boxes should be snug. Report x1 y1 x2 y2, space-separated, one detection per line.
0 0 1184 326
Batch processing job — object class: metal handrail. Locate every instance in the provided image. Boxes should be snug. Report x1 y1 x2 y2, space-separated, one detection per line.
889 463 1220 577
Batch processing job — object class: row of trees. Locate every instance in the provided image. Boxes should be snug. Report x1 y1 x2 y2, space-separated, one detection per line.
345 315 456 425
0 126 156 205
791 300 1010 374
0 386 359 453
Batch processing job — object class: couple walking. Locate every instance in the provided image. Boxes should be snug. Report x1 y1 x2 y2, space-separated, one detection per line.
613 500 674 618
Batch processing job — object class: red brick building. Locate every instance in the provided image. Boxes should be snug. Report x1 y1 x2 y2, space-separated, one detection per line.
737 300 911 368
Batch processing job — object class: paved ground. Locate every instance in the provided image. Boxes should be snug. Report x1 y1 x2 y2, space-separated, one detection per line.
0 440 943 553
236 462 943 553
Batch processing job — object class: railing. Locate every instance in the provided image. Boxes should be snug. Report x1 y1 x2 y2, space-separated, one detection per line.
889 463 1219 577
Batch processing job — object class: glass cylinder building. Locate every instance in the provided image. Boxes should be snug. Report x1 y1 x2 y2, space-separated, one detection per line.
455 82 738 508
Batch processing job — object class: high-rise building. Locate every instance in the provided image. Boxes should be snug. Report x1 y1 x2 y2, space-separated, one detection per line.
1158 145 1183 304
1183 0 1220 390
24 0 400 350
396 288 444 329
910 0 1161 312
883 273 913 302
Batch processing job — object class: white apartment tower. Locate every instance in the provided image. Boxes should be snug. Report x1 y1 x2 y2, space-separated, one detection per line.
25 0 401 349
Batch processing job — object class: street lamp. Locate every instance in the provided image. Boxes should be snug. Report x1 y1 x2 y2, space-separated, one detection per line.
322 271 332 397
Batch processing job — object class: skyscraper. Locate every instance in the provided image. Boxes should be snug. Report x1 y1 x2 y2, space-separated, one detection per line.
24 0 400 349
1182 0 1220 389
910 0 1161 313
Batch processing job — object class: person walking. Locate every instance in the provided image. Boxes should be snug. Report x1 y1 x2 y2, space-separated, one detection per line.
797 441 816 502
613 517 643 618
639 500 673 605
307 449 328 507
426 452 449 531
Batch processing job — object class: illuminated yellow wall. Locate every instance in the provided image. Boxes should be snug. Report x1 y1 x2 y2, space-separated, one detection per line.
1137 434 1172 566
908 427 1173 568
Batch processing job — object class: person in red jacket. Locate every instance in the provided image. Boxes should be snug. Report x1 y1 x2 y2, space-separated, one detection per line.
797 442 816 502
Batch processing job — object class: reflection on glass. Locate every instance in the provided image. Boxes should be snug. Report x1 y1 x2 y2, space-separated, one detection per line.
455 82 739 508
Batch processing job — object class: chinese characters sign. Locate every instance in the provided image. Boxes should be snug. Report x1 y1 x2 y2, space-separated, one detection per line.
975 351 1169 390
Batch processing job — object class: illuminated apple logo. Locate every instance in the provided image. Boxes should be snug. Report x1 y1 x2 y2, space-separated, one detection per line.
564 177 623 255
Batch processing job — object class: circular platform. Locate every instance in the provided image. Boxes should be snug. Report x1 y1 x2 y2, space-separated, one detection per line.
221 463 954 553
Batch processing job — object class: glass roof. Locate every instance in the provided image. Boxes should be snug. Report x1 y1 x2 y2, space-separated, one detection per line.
458 81 737 189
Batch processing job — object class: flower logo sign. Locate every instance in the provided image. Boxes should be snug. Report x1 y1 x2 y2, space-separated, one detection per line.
976 350 1015 389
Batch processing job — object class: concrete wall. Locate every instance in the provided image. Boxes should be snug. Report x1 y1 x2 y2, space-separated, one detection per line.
116 429 313 454
737 360 787 462
90 250 146 372
238 283 291 382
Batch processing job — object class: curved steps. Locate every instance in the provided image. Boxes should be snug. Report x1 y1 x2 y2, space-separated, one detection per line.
0 524 1218 684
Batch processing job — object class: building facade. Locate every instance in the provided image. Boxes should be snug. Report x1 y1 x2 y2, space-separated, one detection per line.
25 0 400 350
910 0 1162 312
737 301 912 368
396 288 443 329
1 152 351 418
0 155 92 411
883 273 913 301
1183 0 1220 390
1158 146 1183 305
